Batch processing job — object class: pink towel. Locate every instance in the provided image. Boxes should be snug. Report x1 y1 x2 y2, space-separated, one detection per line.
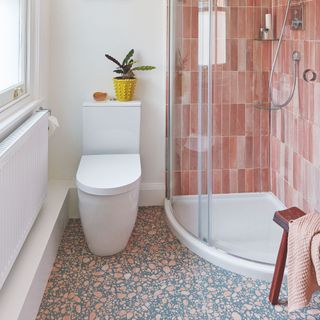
311 233 320 285
288 214 320 312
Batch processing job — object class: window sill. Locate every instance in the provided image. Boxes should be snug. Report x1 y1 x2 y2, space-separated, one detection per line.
0 92 32 114
0 98 44 141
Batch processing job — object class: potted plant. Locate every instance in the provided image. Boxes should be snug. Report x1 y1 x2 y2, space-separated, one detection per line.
105 49 155 102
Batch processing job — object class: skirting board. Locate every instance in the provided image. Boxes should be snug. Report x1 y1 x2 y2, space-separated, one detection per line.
68 182 166 218
139 183 166 207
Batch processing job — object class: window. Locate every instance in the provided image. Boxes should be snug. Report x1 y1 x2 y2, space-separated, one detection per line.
0 0 27 108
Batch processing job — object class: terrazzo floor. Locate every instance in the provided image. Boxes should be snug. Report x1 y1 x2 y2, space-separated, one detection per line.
37 206 320 320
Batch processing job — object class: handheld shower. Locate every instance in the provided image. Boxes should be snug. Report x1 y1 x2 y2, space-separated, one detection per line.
255 0 301 111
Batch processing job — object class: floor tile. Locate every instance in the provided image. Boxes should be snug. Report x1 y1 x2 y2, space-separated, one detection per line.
37 206 320 320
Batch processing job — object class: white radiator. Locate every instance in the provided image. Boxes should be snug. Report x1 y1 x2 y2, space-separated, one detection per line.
0 111 48 290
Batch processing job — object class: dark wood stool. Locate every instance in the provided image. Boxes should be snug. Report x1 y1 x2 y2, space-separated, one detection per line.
269 207 306 305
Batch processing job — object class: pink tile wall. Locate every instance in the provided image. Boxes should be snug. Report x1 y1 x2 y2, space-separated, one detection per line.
172 0 272 195
270 0 320 213
172 0 206 196
211 1 272 194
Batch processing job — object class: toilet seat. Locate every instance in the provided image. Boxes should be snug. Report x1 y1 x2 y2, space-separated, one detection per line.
76 154 141 196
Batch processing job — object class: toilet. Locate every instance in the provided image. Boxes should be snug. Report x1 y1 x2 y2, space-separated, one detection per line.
76 101 141 256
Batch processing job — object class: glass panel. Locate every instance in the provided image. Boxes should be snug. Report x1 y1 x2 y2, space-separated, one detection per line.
0 0 27 105
168 0 282 265
169 0 211 243
211 0 274 263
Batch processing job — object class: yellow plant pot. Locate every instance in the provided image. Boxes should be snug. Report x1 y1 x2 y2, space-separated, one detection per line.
113 78 137 102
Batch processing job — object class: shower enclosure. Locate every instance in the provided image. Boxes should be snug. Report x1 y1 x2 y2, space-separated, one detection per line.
165 0 291 280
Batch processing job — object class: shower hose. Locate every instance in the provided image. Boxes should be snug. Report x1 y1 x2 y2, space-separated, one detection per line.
255 0 301 111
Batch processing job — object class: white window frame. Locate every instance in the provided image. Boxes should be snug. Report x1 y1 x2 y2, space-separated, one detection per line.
0 0 41 113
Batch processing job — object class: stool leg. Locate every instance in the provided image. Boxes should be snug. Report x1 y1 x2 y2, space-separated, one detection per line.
269 231 288 305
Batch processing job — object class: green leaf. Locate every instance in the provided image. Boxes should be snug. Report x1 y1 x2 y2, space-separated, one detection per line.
122 49 134 66
129 60 138 65
131 65 156 71
105 54 122 68
113 69 124 74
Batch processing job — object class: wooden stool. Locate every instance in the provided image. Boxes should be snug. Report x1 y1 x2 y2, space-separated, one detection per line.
269 207 306 305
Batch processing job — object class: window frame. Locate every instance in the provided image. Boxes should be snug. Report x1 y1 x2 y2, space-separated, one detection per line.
0 0 33 112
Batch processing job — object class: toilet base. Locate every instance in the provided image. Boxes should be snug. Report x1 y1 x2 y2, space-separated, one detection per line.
78 185 140 256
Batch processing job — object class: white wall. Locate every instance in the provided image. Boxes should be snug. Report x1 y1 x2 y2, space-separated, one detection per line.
48 0 167 204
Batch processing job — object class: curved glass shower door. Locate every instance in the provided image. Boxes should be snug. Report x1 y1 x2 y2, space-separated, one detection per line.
167 0 283 268
168 0 213 244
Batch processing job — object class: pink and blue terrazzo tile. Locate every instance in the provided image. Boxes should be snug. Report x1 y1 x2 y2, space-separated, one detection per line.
37 207 320 320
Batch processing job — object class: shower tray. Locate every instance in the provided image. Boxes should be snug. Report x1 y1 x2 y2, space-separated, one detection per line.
165 192 286 281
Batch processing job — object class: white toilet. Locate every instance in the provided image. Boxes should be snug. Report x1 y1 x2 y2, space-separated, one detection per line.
76 101 141 256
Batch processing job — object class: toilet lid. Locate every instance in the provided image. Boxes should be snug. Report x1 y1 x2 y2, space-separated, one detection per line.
76 154 141 196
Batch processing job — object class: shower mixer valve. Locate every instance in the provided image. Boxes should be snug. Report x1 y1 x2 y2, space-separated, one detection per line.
290 5 304 30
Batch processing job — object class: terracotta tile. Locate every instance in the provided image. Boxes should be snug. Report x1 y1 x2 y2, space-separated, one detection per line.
183 6 191 38
222 104 230 136
229 137 238 168
237 136 246 168
236 104 246 135
229 169 238 193
189 171 198 195
212 137 222 169
230 104 238 136
238 169 246 192
222 169 230 193
181 140 190 171
181 171 190 195
222 137 230 169
245 136 253 168
212 170 222 194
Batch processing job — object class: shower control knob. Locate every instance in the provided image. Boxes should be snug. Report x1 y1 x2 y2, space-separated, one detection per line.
291 18 303 30
303 69 317 83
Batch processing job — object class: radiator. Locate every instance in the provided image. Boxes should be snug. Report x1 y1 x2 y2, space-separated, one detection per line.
0 111 48 290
